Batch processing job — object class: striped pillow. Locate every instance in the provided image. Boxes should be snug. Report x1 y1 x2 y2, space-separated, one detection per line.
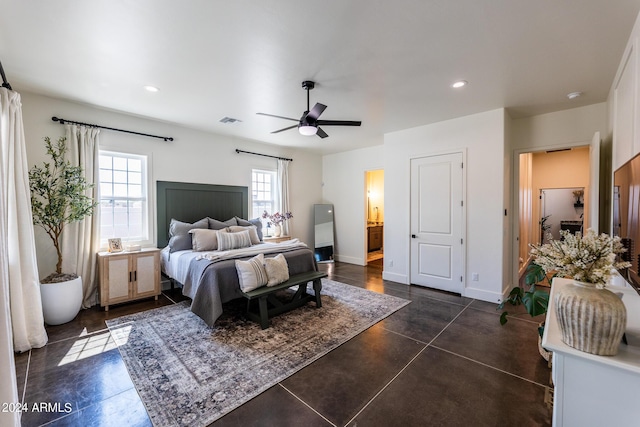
217 229 252 251
236 253 268 292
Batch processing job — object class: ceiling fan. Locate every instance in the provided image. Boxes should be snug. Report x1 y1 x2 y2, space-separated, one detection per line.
257 80 362 138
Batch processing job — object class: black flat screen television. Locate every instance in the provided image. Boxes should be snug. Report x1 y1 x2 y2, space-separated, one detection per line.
613 151 640 292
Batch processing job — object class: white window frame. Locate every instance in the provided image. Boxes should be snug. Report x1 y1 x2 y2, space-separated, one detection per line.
251 168 276 229
98 150 153 249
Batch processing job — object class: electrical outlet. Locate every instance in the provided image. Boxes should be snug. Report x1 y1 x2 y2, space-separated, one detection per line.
472 273 479 281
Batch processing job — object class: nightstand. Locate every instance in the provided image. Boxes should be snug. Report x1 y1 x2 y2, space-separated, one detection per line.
97 247 161 311
263 235 292 243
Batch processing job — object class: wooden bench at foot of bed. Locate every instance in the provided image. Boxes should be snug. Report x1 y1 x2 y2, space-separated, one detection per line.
241 271 328 329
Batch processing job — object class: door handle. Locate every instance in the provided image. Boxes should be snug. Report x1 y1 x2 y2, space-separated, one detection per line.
411 234 417 238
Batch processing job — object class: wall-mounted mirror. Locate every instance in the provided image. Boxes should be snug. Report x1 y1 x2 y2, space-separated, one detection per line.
314 204 334 263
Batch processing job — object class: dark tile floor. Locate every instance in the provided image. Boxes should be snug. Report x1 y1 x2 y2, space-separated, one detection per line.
14 261 552 426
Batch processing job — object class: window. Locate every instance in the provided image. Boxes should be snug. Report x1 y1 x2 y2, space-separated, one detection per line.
252 169 276 222
99 151 150 245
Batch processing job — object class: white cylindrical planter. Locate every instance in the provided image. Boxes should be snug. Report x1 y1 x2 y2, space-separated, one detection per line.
40 276 83 325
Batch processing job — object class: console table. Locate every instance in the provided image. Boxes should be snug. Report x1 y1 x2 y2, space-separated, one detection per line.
542 278 640 426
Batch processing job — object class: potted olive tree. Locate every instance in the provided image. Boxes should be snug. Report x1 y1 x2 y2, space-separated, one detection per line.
29 136 97 325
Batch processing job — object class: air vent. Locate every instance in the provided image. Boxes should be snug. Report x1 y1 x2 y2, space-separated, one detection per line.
220 117 242 124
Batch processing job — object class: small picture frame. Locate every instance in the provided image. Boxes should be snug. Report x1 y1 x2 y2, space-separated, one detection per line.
108 238 123 253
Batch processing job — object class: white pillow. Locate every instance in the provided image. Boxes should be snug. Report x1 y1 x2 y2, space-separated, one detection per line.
236 253 268 292
189 228 219 251
217 229 253 251
226 225 261 245
264 253 290 287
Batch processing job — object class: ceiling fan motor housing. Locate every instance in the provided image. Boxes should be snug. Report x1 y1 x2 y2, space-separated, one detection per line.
257 80 361 139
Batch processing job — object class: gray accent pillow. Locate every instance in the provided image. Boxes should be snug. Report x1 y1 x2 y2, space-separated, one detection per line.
208 217 238 230
168 234 193 253
236 217 264 241
169 218 208 237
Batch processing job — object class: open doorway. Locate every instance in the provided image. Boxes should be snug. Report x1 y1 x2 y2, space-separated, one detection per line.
365 169 384 265
517 146 591 276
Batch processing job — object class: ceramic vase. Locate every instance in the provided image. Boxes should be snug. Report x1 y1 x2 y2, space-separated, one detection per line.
554 280 626 356
273 224 282 237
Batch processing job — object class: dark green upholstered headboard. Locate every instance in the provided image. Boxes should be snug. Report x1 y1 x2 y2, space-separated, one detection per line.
156 181 248 248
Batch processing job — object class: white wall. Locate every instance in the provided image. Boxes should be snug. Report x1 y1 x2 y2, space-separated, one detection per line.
510 103 608 152
383 109 506 302
20 92 323 279
502 110 513 296
322 145 384 265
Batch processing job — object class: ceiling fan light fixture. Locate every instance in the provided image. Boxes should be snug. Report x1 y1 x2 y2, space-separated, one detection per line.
299 125 317 136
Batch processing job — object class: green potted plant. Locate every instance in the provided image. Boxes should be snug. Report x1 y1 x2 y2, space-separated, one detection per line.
499 256 554 361
498 263 551 334
29 136 97 325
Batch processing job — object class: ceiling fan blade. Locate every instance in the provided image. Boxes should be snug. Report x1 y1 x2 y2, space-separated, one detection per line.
256 112 299 122
316 127 329 138
271 124 298 134
316 120 362 127
306 103 327 121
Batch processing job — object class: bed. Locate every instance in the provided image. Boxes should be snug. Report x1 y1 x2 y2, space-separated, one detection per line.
157 181 318 326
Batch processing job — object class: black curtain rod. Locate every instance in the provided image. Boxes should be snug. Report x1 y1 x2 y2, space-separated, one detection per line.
0 60 12 90
52 116 174 141
235 149 292 162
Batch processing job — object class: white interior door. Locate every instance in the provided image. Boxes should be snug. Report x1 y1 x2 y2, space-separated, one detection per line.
410 153 464 293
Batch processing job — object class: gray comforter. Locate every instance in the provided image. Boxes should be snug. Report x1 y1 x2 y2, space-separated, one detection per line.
182 247 317 326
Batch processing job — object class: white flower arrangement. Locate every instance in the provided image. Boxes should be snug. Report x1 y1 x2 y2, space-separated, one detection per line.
529 229 631 287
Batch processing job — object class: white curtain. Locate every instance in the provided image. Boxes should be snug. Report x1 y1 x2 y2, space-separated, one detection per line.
62 125 100 308
0 94 21 427
277 159 291 236
0 88 48 352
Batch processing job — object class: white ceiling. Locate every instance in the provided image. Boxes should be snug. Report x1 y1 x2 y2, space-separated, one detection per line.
1 1 639 154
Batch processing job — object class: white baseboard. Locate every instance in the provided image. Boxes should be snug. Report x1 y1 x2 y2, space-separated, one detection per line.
334 254 366 266
382 271 409 284
463 286 503 304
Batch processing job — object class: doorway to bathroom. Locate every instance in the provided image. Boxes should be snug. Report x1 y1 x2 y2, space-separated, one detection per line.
365 169 384 265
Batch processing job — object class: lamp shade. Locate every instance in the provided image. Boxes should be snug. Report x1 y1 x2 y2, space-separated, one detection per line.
299 125 317 136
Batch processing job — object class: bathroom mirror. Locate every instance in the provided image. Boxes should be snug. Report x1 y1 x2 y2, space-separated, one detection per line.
314 204 334 263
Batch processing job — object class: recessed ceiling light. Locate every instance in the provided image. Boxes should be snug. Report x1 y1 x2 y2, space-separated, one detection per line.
144 85 159 93
567 91 582 100
452 80 467 88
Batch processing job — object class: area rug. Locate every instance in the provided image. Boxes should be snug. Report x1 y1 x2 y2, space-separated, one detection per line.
106 278 410 426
